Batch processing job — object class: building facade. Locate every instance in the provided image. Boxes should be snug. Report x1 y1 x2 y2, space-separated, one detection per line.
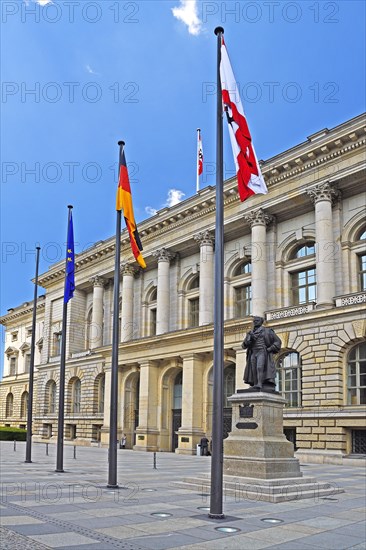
1 114 365 463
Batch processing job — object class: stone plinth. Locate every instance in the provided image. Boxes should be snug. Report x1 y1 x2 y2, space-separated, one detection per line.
224 391 302 479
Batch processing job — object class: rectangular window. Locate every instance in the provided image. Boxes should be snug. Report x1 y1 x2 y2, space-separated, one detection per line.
53 332 62 356
189 298 199 327
11 332 18 342
291 268 316 305
26 327 32 337
10 357 17 375
352 430 366 454
235 285 252 318
25 354 31 373
359 255 366 291
150 308 157 336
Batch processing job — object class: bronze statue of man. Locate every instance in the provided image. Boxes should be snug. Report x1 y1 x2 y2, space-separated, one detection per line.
242 316 281 392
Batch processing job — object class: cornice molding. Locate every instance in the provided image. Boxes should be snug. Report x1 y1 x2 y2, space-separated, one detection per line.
0 301 45 325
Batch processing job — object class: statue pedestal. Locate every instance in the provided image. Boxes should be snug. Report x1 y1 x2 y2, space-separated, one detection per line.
175 390 344 502
224 391 301 479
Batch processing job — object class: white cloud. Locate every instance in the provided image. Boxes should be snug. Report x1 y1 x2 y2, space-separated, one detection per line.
85 64 99 75
145 206 157 217
165 188 186 207
24 0 53 5
145 188 186 218
172 0 202 36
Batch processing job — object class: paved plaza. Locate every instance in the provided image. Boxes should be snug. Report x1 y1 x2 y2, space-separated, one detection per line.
0 441 365 549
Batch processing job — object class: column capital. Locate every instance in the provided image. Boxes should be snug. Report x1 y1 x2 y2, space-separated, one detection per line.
120 263 138 277
153 248 176 263
245 208 275 228
89 275 107 288
307 182 340 205
194 230 215 247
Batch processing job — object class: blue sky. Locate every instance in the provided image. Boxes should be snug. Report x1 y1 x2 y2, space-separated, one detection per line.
1 0 365 369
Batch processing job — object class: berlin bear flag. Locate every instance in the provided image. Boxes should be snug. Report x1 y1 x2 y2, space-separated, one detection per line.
220 36 268 201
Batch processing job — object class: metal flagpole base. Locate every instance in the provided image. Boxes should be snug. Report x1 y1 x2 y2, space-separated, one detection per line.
55 469 64 473
106 484 119 489
24 460 32 463
208 513 225 519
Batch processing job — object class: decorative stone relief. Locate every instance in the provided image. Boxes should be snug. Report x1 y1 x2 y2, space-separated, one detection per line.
244 208 274 228
120 263 138 277
307 182 340 204
193 230 215 247
89 275 107 288
152 248 176 263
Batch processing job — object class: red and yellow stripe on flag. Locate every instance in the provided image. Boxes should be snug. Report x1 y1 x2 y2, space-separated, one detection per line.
116 142 146 269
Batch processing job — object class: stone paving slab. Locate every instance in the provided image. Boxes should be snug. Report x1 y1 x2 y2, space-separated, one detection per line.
1 441 365 550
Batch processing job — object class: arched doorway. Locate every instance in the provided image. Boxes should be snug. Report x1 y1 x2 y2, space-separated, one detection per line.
124 372 140 447
172 371 182 451
206 362 236 439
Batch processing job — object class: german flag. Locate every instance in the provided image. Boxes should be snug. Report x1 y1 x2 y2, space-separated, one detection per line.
116 142 146 268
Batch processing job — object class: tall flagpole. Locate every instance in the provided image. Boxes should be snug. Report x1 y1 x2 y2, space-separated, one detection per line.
25 246 41 463
196 128 200 193
56 205 73 473
107 141 123 488
209 26 225 519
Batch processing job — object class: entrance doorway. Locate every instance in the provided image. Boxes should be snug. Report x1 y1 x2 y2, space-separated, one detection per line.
172 372 182 451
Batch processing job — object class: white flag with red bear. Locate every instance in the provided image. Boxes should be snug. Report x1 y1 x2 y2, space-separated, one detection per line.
220 36 268 201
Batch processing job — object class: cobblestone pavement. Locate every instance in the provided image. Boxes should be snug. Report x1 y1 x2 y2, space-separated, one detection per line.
1 441 365 549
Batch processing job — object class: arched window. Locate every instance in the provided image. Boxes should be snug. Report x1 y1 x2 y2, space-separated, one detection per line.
187 276 199 327
173 372 182 409
232 261 252 318
224 365 236 407
20 391 29 418
347 342 366 405
289 242 316 305
6 393 14 417
149 287 157 336
97 374 105 414
49 381 56 413
276 352 302 407
72 379 81 413
85 308 93 349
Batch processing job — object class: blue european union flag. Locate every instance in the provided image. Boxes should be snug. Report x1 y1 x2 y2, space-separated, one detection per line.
64 211 75 303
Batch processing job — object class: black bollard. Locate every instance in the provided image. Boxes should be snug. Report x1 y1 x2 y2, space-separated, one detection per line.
73 445 76 459
13 439 16 452
46 443 49 456
153 452 157 469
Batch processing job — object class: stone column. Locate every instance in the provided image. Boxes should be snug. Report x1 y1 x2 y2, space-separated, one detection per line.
307 182 339 308
153 248 175 335
89 276 107 349
134 360 159 451
177 353 204 454
194 230 214 326
244 209 274 317
120 263 137 342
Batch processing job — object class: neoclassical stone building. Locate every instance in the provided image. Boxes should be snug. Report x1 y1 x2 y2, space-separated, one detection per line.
1 113 365 463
